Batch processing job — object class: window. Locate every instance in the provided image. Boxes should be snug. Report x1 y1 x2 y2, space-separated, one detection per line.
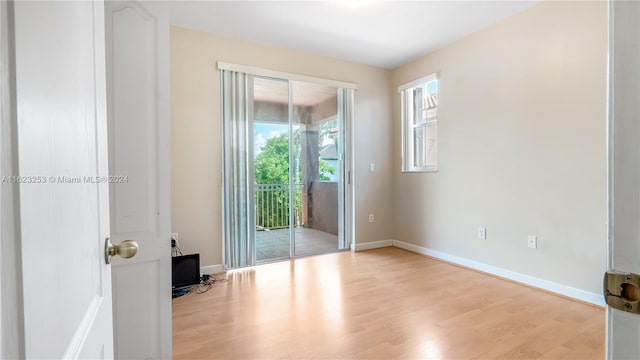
399 73 438 172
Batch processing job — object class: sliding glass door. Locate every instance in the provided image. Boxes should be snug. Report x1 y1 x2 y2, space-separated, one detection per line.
253 77 345 262
252 77 290 261
291 81 343 257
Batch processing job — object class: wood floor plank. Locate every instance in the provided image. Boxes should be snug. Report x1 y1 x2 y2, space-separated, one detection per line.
173 247 605 359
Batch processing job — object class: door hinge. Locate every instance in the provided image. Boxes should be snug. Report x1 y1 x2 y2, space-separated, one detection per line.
347 171 351 185
604 271 640 314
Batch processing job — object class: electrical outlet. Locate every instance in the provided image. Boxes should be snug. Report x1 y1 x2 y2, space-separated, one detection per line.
528 235 537 249
478 227 486 240
369 163 375 172
171 232 179 245
368 214 375 223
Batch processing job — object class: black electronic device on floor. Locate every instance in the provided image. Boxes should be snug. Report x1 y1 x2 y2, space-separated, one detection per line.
172 253 200 289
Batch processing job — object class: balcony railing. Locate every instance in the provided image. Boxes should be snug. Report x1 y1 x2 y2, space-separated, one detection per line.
255 183 303 230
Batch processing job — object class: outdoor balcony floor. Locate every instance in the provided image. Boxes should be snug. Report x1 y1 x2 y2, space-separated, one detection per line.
256 227 339 261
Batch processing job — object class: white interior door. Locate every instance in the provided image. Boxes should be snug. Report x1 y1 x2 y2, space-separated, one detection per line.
105 1 172 359
607 1 640 358
12 1 114 358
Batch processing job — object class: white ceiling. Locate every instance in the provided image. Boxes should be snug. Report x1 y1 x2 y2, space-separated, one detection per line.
169 1 539 69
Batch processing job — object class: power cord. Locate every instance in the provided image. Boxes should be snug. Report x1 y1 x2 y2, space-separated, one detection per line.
188 273 228 295
194 274 214 294
171 238 183 257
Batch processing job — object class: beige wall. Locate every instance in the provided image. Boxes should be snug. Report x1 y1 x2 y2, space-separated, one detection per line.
391 1 607 293
170 27 393 267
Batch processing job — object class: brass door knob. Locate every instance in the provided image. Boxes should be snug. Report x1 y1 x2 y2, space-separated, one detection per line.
105 238 138 264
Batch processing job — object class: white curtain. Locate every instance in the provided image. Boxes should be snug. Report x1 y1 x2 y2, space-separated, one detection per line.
221 70 255 269
337 88 354 250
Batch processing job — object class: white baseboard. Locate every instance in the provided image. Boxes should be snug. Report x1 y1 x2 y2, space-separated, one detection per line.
200 264 224 275
352 239 393 251
392 240 604 306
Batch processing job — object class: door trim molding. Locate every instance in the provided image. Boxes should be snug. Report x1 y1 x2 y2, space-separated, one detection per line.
0 1 25 358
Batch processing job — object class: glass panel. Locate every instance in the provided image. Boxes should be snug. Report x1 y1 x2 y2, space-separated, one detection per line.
291 80 340 257
404 77 438 171
413 125 426 167
412 87 424 126
423 80 438 122
413 124 437 168
253 77 290 262
426 124 437 166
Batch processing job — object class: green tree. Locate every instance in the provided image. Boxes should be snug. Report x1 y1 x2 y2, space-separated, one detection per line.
254 132 336 228
254 134 291 185
319 159 335 181
254 133 335 184
254 134 293 228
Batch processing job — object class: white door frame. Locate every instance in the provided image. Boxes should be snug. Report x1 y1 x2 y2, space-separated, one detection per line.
0 1 24 357
606 0 640 358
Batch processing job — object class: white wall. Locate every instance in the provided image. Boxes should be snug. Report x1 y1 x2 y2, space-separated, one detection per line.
391 0 607 294
170 27 393 267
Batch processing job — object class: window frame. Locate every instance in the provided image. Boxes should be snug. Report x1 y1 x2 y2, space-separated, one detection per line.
399 72 439 173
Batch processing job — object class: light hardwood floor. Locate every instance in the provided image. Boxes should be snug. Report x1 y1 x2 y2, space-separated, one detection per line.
172 247 604 359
